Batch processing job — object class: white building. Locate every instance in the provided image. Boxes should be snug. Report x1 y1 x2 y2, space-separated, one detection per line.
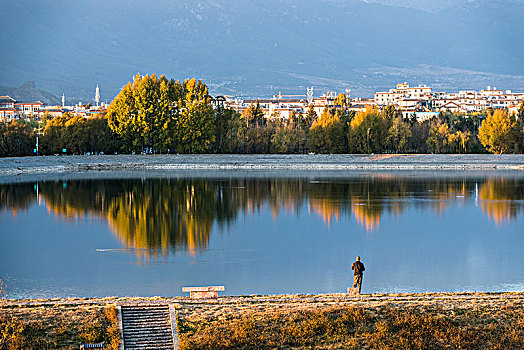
375 82 432 106
15 101 44 116
374 83 524 114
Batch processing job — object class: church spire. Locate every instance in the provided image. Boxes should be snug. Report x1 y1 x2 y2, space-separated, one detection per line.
95 84 100 107
62 93 65 107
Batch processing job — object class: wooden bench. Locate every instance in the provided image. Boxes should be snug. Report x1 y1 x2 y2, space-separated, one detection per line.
182 286 225 299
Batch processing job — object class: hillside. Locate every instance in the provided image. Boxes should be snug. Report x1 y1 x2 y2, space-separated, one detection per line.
0 81 60 105
1 0 523 100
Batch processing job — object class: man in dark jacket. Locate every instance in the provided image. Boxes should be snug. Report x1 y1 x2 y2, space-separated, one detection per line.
351 256 365 293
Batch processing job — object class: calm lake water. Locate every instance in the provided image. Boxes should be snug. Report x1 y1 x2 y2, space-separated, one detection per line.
1 172 523 299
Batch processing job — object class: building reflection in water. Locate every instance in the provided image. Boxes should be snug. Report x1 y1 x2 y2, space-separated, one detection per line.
1 175 522 258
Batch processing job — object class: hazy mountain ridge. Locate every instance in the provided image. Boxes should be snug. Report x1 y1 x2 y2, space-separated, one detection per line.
359 0 462 13
0 82 60 105
1 0 523 101
364 0 524 13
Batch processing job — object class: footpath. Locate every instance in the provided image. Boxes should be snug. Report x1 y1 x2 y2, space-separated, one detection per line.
0 154 523 183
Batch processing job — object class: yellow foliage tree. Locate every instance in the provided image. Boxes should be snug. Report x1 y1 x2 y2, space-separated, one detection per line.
349 107 386 153
308 108 348 153
478 109 520 154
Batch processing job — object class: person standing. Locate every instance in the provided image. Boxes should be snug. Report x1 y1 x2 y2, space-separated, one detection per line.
351 256 365 294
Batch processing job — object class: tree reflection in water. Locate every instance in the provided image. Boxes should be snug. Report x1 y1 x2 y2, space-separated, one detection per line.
479 178 524 225
1 176 522 258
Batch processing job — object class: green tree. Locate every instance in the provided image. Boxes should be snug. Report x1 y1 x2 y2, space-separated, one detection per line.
154 77 178 153
0 121 34 157
214 107 242 153
39 114 120 155
175 78 215 153
308 108 347 153
302 105 317 131
107 74 214 154
85 117 121 154
63 115 89 154
271 122 306 154
426 122 451 153
448 130 471 154
518 100 524 119
408 119 431 153
40 113 73 154
106 81 140 151
241 101 265 128
385 117 412 153
349 108 387 154
382 104 403 123
133 73 162 152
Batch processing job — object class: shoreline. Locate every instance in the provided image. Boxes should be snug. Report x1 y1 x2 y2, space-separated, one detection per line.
0 154 523 181
4 290 523 307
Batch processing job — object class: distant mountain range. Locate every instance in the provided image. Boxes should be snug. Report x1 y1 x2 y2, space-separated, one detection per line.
1 0 523 101
0 81 60 105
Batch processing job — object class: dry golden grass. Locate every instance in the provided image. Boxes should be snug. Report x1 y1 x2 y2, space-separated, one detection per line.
178 304 524 350
0 304 120 350
2 292 524 350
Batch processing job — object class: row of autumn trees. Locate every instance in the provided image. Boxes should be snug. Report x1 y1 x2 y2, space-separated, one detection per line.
1 74 523 157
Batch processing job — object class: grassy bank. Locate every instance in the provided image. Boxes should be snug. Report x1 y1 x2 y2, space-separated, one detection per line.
176 292 524 350
1 292 524 349
178 303 524 349
0 303 119 350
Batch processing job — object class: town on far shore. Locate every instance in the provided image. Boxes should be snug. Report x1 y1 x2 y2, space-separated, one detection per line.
0 82 523 123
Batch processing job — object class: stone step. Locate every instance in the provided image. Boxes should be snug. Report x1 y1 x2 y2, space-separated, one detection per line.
124 326 169 330
124 330 172 336
124 340 174 347
123 331 172 338
123 325 171 330
123 315 168 318
123 318 170 323
124 326 171 332
124 338 173 344
120 304 175 350
122 319 170 324
122 313 169 318
124 316 169 319
124 339 173 344
122 313 170 318
126 345 173 350
123 323 170 329
125 346 173 348
121 308 169 312
121 307 169 311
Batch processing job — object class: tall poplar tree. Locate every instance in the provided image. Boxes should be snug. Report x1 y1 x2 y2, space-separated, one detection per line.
107 80 139 151
107 74 214 154
175 78 215 153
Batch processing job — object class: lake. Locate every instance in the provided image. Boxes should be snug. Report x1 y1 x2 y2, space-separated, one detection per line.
1 171 523 299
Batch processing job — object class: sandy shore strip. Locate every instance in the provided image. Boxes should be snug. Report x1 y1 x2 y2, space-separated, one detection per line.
1 154 523 177
5 291 524 312
5 291 524 330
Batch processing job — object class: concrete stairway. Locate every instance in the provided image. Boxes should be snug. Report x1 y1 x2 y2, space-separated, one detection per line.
120 304 177 350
